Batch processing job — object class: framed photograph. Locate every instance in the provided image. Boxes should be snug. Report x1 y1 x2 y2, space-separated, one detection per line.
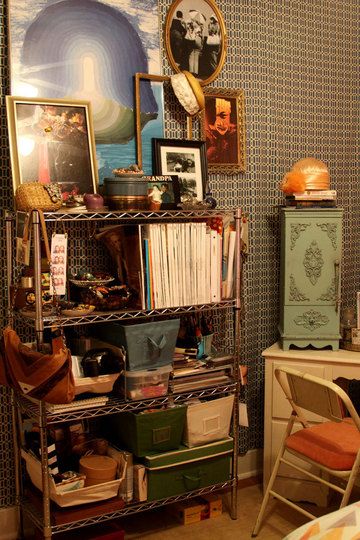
152 139 208 202
201 87 246 174
6 96 98 200
165 0 227 85
145 175 181 210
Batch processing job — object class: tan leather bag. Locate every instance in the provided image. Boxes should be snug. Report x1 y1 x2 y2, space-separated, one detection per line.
0 326 75 404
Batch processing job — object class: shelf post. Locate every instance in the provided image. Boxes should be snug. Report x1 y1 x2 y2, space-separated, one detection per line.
32 211 44 348
230 207 243 519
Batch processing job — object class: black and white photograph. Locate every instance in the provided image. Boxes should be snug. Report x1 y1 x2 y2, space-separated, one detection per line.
166 152 196 173
165 0 227 84
152 139 208 203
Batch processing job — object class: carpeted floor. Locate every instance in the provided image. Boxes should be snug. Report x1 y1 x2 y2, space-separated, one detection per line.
122 478 328 539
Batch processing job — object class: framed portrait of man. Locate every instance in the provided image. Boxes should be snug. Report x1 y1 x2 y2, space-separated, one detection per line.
201 88 246 174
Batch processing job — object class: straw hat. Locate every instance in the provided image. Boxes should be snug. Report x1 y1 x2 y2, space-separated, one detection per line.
170 71 205 116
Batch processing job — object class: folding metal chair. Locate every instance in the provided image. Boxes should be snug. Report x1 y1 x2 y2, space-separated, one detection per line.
252 366 360 536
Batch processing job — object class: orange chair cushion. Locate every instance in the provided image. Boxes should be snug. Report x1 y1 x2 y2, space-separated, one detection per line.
285 420 360 470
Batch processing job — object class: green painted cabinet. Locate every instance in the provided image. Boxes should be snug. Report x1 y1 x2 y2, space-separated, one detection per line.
279 208 343 350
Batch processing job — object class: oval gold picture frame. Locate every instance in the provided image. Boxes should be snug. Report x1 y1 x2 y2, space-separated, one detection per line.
165 0 227 86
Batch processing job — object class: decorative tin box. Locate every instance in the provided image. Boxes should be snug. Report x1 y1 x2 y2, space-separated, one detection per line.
104 175 148 210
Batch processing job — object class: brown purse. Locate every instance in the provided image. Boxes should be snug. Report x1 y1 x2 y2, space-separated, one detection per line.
0 209 75 404
0 326 75 404
15 182 63 212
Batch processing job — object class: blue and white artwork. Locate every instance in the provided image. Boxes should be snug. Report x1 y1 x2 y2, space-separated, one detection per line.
9 0 164 178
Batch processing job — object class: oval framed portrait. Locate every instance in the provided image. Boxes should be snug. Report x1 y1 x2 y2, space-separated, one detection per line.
165 0 227 85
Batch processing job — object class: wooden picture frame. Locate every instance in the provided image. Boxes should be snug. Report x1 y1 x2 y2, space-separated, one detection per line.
165 0 227 85
200 87 246 174
145 175 181 210
152 138 208 202
6 96 98 198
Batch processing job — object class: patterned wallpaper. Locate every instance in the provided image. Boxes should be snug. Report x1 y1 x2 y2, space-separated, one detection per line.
0 0 359 506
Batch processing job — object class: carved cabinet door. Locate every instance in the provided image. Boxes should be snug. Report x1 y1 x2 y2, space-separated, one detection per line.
279 208 343 350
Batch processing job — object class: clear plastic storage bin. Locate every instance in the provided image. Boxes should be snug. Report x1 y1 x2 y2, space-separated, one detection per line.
121 365 172 400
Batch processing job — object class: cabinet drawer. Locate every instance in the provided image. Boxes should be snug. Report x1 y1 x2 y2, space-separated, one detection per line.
281 306 340 337
272 361 328 419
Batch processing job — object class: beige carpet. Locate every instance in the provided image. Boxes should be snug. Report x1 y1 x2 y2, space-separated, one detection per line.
122 480 321 540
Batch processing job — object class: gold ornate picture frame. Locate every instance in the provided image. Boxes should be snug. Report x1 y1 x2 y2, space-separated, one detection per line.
200 87 246 174
165 0 227 85
6 96 98 196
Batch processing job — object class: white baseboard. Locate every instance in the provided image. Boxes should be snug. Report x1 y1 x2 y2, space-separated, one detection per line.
0 506 19 540
238 448 263 480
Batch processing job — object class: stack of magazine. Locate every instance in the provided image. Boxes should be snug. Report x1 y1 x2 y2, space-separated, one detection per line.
170 353 234 393
285 190 337 208
97 219 237 310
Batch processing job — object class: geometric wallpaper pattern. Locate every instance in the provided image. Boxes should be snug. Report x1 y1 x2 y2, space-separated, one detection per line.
0 0 359 507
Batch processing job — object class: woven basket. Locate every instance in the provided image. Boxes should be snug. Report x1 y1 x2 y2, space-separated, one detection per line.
15 182 63 212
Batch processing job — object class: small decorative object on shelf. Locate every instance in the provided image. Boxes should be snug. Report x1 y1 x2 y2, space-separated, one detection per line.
204 191 217 208
83 193 105 210
104 165 149 210
69 272 115 288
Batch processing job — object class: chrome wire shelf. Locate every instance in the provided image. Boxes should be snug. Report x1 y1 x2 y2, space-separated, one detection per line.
41 208 232 222
16 300 236 328
21 479 235 534
16 382 237 424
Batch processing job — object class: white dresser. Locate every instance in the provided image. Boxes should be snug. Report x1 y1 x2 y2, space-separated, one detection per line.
262 342 360 505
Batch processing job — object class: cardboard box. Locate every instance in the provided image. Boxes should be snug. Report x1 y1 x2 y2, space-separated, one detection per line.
168 498 208 525
168 494 223 525
201 494 223 518
133 463 147 501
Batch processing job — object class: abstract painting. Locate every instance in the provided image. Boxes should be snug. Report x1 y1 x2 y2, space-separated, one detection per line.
9 0 164 178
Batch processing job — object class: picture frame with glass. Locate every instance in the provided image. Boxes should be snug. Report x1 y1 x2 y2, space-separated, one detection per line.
6 96 98 201
152 138 208 203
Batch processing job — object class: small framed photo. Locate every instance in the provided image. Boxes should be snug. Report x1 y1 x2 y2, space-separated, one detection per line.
152 138 208 203
6 96 98 200
144 175 181 210
200 87 246 174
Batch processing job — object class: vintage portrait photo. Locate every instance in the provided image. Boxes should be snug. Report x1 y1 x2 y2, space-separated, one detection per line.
146 175 180 210
152 139 207 203
6 97 98 200
165 0 227 84
201 88 246 173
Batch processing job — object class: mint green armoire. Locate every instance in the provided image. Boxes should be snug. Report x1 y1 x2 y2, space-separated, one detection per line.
279 207 343 350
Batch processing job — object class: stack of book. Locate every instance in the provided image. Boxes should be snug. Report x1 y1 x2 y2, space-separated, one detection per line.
285 190 337 208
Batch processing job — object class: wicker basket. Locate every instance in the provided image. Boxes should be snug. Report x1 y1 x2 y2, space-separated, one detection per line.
15 182 63 211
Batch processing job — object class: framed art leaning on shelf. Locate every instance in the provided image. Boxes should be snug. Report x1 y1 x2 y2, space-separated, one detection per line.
152 138 208 203
6 96 98 198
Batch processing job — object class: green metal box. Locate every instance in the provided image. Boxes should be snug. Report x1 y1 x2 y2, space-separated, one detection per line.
144 438 233 501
